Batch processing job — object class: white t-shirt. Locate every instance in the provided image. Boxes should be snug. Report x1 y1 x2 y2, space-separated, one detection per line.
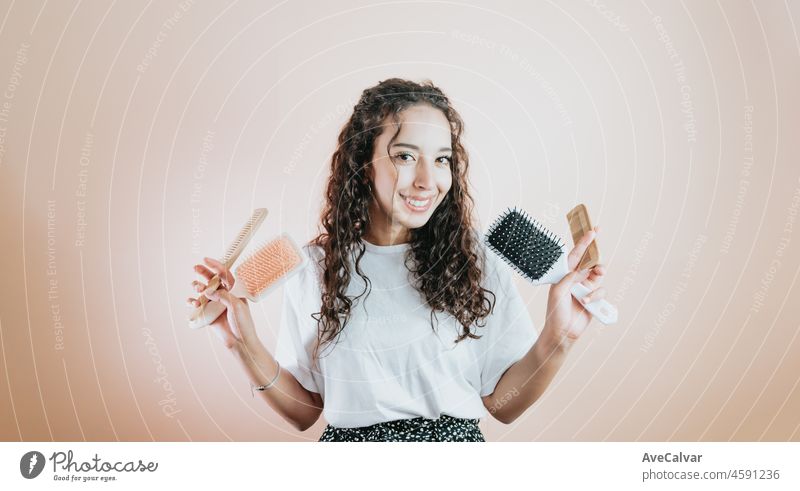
274 237 541 428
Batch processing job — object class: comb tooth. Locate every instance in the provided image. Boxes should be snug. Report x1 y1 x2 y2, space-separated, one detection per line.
219 209 268 266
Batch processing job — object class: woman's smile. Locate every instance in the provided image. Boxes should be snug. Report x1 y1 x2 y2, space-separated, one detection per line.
400 193 437 212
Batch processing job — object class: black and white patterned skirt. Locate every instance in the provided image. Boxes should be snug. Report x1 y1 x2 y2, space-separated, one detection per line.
318 414 485 442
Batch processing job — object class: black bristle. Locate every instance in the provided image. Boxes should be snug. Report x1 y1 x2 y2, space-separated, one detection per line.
484 206 564 282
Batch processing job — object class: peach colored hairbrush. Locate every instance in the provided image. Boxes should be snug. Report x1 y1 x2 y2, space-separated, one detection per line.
188 233 307 329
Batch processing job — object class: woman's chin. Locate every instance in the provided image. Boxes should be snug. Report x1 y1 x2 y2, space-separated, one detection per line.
398 211 434 229
388 201 440 230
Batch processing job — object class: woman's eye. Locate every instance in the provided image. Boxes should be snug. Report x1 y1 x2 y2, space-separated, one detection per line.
392 153 450 165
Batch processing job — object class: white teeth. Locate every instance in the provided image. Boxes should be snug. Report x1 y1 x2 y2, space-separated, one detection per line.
405 197 430 207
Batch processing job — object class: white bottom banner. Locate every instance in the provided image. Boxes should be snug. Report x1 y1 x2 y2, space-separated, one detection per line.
1 442 797 490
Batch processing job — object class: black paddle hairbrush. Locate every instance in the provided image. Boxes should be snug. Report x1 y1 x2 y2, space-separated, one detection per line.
485 207 565 283
484 206 618 325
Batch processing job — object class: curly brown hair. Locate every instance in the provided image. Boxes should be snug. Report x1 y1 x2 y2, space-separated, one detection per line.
308 78 496 367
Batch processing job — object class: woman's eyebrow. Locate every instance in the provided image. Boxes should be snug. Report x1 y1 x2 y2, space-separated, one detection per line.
391 143 452 153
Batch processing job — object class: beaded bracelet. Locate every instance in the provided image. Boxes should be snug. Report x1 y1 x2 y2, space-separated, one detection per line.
251 361 281 397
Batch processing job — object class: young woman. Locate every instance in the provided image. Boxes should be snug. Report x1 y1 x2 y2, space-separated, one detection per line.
187 78 607 442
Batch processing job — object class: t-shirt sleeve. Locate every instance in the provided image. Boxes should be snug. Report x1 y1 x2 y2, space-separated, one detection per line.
478 249 540 397
273 247 322 395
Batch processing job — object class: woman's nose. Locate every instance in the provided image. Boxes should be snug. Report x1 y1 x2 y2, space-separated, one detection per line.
414 158 435 189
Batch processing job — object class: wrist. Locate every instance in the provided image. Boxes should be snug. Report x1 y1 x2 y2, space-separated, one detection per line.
537 324 574 356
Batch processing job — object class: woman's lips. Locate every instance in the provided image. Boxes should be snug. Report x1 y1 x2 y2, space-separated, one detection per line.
401 194 433 212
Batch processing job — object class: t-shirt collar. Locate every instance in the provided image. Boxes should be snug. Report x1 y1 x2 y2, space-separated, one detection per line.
361 237 410 255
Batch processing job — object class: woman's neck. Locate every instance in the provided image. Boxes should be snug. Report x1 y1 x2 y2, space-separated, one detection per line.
362 224 410 246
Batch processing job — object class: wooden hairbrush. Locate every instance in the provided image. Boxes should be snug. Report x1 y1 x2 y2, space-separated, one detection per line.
188 232 308 330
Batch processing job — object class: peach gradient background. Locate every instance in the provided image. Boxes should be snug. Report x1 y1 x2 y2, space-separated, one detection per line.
1 0 799 442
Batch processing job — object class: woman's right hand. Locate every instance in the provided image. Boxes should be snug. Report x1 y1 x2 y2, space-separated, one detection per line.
187 257 259 350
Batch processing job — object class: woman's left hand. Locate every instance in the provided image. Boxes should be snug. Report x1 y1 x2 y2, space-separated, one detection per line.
541 225 606 347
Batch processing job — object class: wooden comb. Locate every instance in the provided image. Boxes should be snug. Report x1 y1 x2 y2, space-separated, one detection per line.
567 203 600 270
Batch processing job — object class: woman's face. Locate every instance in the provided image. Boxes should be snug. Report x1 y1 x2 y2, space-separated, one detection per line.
364 104 454 245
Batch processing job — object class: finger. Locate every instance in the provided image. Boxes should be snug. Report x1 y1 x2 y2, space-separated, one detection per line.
581 263 606 289
567 228 597 271
205 285 234 309
204 257 234 289
186 297 199 307
589 263 606 276
580 286 606 305
194 264 215 282
192 280 207 293
555 268 591 296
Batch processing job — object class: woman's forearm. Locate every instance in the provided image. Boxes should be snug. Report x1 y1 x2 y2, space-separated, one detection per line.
483 329 574 424
230 339 323 432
